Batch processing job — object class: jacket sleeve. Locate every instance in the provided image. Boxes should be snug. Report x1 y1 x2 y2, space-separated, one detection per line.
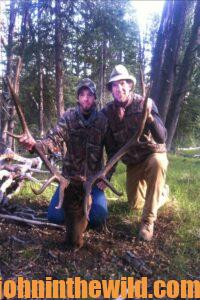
145 100 167 143
35 113 68 156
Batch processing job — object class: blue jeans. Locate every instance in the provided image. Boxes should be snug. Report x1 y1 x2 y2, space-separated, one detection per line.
47 186 108 226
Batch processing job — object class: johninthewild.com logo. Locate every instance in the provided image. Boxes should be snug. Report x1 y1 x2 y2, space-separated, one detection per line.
0 276 200 299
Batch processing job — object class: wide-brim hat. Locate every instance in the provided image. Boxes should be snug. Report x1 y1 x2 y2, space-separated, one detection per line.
106 64 136 91
76 78 96 96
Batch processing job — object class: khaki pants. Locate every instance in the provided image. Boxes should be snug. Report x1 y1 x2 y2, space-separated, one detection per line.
126 153 168 224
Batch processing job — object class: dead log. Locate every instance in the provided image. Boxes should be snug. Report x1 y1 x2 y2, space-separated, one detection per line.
0 213 64 229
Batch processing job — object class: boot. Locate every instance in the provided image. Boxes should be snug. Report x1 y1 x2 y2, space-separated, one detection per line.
139 221 154 241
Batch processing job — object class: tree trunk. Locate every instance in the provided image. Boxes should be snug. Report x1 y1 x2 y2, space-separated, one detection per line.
7 58 23 149
1 0 16 145
166 0 200 150
37 1 44 137
138 35 146 97
150 1 173 102
39 62 44 137
6 1 16 76
0 93 3 144
158 0 188 122
55 0 64 118
99 39 106 109
150 0 188 123
7 1 29 148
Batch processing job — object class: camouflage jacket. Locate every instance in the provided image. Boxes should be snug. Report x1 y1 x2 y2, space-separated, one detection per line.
38 106 107 179
102 93 167 168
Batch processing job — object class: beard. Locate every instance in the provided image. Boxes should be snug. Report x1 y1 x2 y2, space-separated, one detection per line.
78 102 96 116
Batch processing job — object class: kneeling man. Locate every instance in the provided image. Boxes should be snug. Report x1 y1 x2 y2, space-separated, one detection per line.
103 65 168 241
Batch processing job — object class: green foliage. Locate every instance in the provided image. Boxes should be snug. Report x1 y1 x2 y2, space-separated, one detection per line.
171 1 200 148
166 154 200 277
106 163 127 201
18 181 56 202
2 0 199 147
175 64 200 147
2 0 141 136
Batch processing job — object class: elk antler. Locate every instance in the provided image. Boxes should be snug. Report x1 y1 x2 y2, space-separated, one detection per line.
83 84 152 219
6 77 70 209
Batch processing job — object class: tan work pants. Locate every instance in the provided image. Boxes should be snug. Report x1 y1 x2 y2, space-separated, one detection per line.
126 153 168 224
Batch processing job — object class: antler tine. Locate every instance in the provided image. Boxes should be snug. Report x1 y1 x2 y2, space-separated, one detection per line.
31 175 57 195
55 178 70 209
31 174 70 210
83 176 123 219
5 132 24 139
135 82 152 143
99 176 123 196
7 76 31 137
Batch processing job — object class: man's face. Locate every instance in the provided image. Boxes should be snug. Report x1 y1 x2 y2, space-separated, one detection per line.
78 87 95 112
111 80 131 103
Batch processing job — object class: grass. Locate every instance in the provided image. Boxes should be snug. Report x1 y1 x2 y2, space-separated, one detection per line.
3 153 200 281
15 180 57 207
165 154 200 278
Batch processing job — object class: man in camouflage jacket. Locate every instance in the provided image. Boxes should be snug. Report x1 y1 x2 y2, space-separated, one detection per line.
20 78 108 227
103 65 169 241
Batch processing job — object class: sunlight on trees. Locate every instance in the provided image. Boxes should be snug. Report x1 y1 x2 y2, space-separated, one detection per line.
0 0 199 149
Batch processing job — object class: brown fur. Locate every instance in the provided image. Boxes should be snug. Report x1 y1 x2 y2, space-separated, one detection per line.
63 182 91 248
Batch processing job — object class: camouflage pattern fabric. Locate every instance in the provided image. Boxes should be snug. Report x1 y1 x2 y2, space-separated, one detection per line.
103 93 167 167
39 106 107 178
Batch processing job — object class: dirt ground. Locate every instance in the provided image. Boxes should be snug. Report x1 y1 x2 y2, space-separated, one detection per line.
0 200 176 285
3 197 199 300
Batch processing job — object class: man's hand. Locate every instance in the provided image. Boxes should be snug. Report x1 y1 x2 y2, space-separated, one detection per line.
97 181 107 191
19 135 36 151
146 98 154 124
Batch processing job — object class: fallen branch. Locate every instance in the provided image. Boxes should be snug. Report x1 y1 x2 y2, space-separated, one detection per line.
0 213 64 229
14 211 46 221
122 251 152 276
10 235 26 244
177 146 200 151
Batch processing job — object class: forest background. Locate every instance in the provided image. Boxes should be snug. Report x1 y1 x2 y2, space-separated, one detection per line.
0 0 199 151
